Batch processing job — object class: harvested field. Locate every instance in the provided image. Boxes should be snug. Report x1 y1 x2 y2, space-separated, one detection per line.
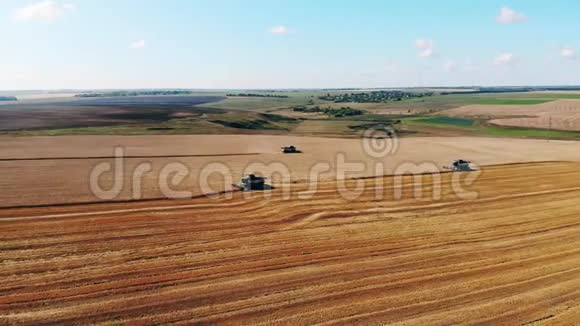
0 96 224 131
5 135 580 207
0 162 579 324
440 100 580 131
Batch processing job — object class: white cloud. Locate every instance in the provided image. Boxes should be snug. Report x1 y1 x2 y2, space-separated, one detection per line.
444 61 457 71
130 39 146 49
561 47 576 59
496 6 527 24
270 25 289 35
494 53 516 66
415 39 434 57
12 1 75 23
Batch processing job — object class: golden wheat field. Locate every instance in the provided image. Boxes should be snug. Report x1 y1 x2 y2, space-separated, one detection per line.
5 135 580 207
440 100 580 131
0 162 579 324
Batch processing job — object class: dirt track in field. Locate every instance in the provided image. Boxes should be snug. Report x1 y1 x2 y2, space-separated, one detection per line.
4 135 580 208
440 100 580 131
0 153 261 162
0 162 579 325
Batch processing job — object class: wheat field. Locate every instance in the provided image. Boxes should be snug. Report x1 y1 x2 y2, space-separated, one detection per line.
1 162 579 324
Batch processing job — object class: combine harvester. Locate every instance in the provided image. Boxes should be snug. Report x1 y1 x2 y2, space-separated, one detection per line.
281 145 301 154
232 174 269 191
444 159 475 171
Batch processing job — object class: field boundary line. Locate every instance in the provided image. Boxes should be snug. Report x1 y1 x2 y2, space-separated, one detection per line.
0 153 262 161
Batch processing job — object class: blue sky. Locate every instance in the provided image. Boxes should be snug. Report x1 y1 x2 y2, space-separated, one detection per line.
0 0 579 89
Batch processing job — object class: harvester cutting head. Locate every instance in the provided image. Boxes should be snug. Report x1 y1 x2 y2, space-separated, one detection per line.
444 159 474 172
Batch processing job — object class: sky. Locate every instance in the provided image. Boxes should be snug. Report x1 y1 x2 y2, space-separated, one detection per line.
0 0 579 90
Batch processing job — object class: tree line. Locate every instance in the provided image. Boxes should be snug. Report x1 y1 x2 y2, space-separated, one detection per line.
319 91 432 103
293 106 365 117
75 90 193 97
227 93 289 98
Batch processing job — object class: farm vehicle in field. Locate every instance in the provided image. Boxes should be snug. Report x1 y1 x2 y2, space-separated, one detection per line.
444 159 475 171
232 174 269 191
282 145 301 154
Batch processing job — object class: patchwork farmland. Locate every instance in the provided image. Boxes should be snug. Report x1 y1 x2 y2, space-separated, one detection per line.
3 89 580 324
